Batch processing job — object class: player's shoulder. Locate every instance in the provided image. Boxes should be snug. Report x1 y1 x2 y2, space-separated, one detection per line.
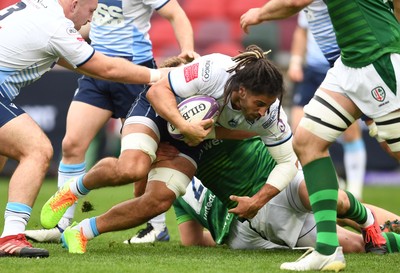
201 53 234 67
197 53 234 80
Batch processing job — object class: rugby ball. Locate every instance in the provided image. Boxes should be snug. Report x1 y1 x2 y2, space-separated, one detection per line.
168 95 220 140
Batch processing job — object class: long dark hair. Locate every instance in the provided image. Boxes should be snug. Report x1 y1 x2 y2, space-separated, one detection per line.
224 45 284 118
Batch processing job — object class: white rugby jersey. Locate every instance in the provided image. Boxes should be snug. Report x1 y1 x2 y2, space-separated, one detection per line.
303 0 340 66
90 0 169 64
0 0 94 101
168 53 292 148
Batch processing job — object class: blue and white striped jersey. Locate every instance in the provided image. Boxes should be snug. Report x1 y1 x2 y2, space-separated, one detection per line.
0 0 94 101
297 10 330 70
303 0 340 66
90 0 169 64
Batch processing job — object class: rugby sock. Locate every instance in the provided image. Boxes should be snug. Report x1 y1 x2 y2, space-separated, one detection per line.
75 218 99 240
341 191 374 228
149 213 167 231
69 175 90 198
1 202 31 237
58 162 86 188
58 162 86 227
383 232 400 253
343 139 366 200
303 157 339 255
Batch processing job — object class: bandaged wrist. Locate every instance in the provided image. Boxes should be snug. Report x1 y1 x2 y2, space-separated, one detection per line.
149 69 161 84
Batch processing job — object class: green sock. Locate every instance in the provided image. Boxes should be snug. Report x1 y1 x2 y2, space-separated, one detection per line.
383 232 400 253
303 157 339 255
340 190 368 225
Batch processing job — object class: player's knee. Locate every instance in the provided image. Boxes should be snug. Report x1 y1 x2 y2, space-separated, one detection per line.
28 139 53 171
115 159 149 184
292 132 308 157
142 191 174 215
61 135 87 158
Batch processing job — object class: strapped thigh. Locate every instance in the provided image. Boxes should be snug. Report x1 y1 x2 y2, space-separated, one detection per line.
374 111 400 152
299 89 355 142
148 167 191 197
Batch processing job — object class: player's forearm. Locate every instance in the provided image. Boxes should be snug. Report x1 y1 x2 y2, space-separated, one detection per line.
290 26 307 62
258 0 311 21
249 183 280 210
266 138 298 190
171 17 196 54
146 80 185 128
77 52 154 84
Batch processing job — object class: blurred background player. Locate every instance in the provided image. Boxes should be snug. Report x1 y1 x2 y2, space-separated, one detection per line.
25 0 199 244
287 10 366 200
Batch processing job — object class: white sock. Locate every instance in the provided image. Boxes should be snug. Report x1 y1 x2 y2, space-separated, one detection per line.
57 161 86 225
2 216 26 237
2 202 31 237
360 207 374 228
74 218 98 240
343 139 366 200
149 213 166 231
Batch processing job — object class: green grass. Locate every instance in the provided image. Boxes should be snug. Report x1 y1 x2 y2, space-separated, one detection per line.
0 179 399 273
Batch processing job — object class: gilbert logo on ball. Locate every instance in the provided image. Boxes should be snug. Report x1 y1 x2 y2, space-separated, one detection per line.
168 95 219 140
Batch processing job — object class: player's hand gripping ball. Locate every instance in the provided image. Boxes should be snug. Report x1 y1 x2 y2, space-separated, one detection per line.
168 95 219 140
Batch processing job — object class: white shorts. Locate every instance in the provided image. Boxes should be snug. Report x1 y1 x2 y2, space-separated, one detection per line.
226 171 317 249
321 54 400 119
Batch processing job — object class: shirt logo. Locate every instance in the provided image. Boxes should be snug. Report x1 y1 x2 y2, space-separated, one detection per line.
228 118 238 128
201 60 211 82
66 27 78 35
278 119 286 132
184 63 199 82
92 3 123 27
262 107 278 129
371 86 386 102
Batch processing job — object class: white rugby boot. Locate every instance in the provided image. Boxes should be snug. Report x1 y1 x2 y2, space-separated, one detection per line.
25 226 62 243
280 247 346 272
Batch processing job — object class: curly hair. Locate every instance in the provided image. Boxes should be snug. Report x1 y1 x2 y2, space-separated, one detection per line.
224 45 285 118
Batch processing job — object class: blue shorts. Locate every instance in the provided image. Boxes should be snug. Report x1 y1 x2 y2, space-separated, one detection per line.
127 88 203 164
73 59 156 119
292 65 328 107
0 96 26 127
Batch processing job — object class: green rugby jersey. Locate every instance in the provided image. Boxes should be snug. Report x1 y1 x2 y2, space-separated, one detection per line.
174 137 276 244
174 182 233 244
326 0 400 67
196 137 276 210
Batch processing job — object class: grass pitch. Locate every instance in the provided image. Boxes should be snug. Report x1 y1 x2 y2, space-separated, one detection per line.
0 178 399 273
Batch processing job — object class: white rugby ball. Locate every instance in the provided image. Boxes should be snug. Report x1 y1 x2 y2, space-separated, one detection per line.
168 95 220 140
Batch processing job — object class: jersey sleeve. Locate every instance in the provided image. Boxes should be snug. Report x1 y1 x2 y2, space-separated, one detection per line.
145 0 170 10
259 101 292 147
168 53 233 98
298 10 308 29
48 21 95 68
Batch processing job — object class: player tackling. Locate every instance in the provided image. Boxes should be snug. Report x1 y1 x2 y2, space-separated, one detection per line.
39 47 299 254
